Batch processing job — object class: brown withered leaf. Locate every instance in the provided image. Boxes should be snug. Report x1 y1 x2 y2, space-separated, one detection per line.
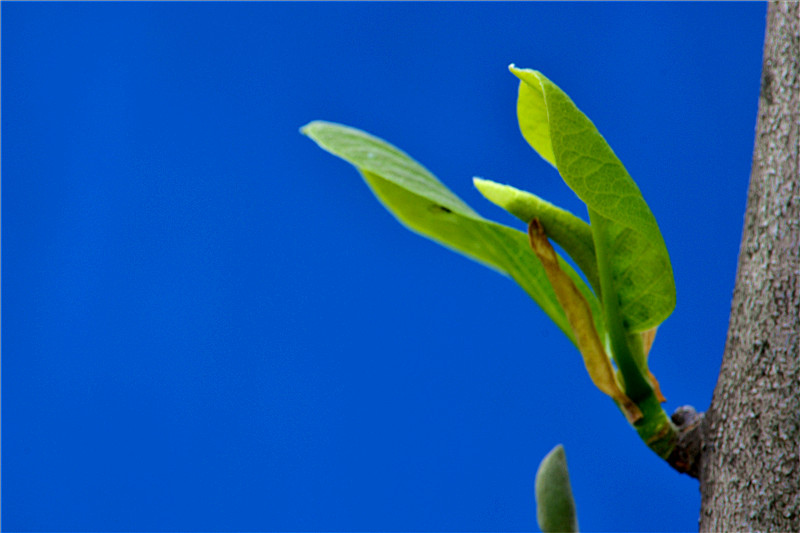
641 327 666 403
528 219 643 423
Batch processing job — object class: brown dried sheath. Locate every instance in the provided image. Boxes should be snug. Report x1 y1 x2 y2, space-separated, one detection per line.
528 219 643 423
641 327 667 403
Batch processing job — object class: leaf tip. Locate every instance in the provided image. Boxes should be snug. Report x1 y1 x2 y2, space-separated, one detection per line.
544 443 565 461
473 178 516 211
299 120 324 140
508 63 523 79
509 63 543 81
472 177 497 198
529 216 545 234
527 218 549 256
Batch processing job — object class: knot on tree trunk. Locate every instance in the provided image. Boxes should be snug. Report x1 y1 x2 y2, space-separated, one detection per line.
666 405 704 479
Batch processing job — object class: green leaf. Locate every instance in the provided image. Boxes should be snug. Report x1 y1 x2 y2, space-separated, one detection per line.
301 120 598 344
474 178 605 345
473 178 599 295
509 65 675 334
536 445 579 533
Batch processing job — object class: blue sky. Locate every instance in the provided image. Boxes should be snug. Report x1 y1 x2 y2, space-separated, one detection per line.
3 3 766 531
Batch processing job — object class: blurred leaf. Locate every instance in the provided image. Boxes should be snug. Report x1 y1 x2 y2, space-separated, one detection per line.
536 445 579 533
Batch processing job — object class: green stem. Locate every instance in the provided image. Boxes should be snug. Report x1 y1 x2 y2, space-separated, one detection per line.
588 209 678 457
588 209 653 403
634 395 677 459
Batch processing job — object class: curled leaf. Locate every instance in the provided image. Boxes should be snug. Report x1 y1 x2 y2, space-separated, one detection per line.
528 219 641 423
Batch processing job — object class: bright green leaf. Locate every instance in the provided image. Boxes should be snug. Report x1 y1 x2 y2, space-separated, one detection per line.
509 65 675 335
473 178 599 295
302 120 601 344
474 178 606 344
536 445 579 533
515 75 557 168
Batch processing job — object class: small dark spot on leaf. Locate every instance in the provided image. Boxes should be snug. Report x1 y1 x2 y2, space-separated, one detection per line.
429 204 452 214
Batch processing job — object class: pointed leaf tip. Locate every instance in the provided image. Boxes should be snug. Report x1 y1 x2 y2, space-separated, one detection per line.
299 120 324 137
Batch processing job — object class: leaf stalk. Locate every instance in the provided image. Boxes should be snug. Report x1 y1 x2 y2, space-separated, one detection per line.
588 209 654 404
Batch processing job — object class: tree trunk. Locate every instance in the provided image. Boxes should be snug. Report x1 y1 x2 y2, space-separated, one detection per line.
698 2 799 531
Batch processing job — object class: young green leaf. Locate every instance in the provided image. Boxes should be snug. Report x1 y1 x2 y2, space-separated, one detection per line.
509 65 675 335
473 178 599 296
536 445 579 533
301 120 599 344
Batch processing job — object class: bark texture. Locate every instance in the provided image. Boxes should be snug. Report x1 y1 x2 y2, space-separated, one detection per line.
699 2 800 532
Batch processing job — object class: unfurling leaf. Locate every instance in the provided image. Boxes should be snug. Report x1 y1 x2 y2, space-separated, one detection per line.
528 219 641 424
536 445 579 533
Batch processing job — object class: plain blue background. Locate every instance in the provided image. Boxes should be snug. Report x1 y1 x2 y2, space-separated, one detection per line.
3 3 766 532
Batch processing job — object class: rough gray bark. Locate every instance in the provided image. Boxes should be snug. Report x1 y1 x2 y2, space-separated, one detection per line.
699 2 800 532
